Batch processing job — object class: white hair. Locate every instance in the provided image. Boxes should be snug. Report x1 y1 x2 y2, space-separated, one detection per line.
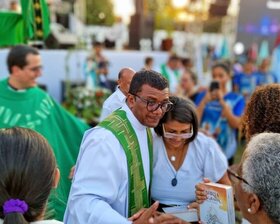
242 132 280 223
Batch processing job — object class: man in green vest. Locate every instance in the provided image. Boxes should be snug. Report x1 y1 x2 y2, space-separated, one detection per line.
0 45 90 221
64 70 175 223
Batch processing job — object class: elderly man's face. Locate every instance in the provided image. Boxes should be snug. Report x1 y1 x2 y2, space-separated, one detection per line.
118 70 135 96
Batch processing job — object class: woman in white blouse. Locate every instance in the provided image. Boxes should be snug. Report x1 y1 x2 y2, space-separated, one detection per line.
151 96 230 211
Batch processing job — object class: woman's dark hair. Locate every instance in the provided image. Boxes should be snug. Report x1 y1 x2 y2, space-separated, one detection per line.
0 127 56 224
212 62 231 75
242 84 280 140
154 96 198 143
129 70 168 95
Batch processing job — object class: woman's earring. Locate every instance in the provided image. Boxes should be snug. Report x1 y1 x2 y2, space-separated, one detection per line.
247 208 252 213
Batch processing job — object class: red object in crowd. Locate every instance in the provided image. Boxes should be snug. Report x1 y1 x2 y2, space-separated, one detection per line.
274 32 280 48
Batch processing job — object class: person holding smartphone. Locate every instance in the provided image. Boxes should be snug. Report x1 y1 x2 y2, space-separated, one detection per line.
195 63 245 165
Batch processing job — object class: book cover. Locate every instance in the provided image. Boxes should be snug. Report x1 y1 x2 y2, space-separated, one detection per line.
200 182 235 224
162 206 198 222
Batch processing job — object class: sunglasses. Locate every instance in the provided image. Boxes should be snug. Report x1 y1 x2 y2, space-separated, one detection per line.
162 124 193 139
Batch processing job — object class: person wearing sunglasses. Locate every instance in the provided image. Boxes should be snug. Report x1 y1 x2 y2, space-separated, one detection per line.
65 70 179 224
152 96 230 211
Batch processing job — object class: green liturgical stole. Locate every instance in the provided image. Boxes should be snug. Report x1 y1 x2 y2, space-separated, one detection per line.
99 110 153 217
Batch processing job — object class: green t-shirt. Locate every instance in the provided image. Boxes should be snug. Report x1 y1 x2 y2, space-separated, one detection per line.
0 78 90 220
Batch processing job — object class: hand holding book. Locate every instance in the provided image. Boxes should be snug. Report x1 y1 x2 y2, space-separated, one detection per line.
199 182 235 224
195 178 211 204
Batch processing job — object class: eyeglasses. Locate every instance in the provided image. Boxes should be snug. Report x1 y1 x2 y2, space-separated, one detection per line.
162 124 193 139
227 168 253 188
131 94 173 112
26 66 43 72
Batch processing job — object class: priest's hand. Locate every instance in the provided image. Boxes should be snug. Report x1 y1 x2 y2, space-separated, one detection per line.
149 212 190 224
128 208 146 222
68 165 75 179
129 201 159 224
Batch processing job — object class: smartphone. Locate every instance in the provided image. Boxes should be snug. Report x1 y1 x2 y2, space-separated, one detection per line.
209 81 219 92
98 61 108 69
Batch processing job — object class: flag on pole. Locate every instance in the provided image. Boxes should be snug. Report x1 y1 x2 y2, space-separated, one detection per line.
258 40 269 63
274 32 280 49
0 12 24 46
248 42 258 61
220 37 230 59
20 0 50 41
271 45 280 83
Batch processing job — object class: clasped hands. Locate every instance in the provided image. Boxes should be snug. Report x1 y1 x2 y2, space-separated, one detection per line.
129 201 191 224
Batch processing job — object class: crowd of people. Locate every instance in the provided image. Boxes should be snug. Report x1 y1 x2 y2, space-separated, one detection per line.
0 44 280 224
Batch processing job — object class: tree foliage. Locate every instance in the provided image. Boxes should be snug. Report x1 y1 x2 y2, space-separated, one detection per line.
147 0 177 33
85 0 114 25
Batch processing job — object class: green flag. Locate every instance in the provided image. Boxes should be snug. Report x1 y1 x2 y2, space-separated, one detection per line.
0 12 25 46
20 0 51 41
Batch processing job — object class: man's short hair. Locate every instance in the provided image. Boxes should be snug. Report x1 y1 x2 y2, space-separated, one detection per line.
168 54 179 62
118 68 127 80
92 41 103 47
145 57 153 65
7 45 39 73
128 70 168 95
118 67 135 80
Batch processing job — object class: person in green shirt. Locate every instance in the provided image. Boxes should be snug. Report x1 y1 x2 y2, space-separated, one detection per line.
159 55 181 94
0 45 90 221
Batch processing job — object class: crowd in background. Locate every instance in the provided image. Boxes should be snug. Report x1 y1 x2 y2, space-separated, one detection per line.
0 43 280 224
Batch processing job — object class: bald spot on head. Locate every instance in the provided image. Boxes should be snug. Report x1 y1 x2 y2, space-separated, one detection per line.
118 67 136 96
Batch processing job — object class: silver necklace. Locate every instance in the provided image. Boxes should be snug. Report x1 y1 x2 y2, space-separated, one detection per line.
168 147 186 187
170 155 178 186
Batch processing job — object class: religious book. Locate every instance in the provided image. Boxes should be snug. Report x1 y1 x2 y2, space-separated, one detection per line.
162 205 198 222
200 182 235 224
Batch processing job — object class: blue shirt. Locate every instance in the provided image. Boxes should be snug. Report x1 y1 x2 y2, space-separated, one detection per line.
195 92 245 159
233 72 259 100
253 71 277 85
